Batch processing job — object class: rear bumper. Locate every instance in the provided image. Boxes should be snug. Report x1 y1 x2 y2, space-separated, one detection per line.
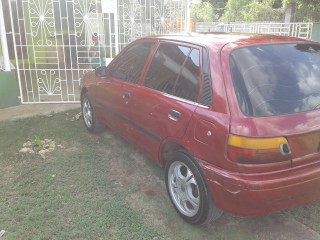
199 159 320 216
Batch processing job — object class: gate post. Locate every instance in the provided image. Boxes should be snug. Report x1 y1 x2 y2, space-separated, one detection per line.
114 0 119 55
0 0 20 108
0 0 10 71
185 0 191 32
311 23 320 42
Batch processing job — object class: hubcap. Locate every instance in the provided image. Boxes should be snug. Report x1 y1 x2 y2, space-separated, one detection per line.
168 161 200 217
82 97 93 128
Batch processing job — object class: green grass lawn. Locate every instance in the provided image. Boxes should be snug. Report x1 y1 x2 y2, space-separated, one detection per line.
0 109 319 240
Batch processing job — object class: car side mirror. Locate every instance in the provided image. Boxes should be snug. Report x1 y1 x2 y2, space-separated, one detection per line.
95 66 110 78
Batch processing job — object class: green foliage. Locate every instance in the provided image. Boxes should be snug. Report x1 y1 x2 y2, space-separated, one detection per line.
220 0 320 22
202 0 227 19
34 136 42 147
242 1 283 21
222 0 251 22
283 0 320 6
191 2 217 22
292 0 320 22
222 0 283 22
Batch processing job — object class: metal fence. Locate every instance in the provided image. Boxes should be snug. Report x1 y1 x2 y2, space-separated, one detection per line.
4 0 187 103
195 22 313 40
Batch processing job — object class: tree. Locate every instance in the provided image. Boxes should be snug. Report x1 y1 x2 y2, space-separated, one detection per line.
200 0 228 20
221 0 251 22
242 1 283 21
221 0 283 22
283 0 320 22
283 0 320 5
220 0 320 22
191 2 217 22
202 0 227 5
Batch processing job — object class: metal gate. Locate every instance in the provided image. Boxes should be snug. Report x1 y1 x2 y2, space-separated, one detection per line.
5 0 187 103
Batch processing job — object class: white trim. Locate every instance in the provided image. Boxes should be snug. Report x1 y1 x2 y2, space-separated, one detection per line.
185 0 191 32
0 0 10 71
114 0 119 55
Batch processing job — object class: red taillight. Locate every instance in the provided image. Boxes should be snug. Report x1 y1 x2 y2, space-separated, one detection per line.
227 135 291 164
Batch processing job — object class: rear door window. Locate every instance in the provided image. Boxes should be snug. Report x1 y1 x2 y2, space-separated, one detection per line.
230 43 320 117
144 43 200 102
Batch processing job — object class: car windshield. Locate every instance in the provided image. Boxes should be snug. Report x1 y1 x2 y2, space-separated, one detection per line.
230 43 320 117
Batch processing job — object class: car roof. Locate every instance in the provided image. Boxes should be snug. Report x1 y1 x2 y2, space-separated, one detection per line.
143 32 312 50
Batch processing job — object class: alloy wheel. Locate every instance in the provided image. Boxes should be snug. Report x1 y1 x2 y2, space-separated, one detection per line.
82 97 93 128
167 161 200 217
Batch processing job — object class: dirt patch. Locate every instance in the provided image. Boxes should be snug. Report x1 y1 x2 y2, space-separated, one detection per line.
145 189 157 197
130 152 148 167
107 224 118 240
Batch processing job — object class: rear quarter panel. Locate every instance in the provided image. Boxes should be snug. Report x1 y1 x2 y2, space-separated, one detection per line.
175 44 232 170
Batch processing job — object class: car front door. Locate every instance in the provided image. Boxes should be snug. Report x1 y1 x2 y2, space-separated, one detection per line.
94 41 156 143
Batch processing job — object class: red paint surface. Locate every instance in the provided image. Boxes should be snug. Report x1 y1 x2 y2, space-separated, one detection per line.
80 33 320 215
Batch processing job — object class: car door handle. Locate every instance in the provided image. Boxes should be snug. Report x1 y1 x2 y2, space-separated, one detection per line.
123 91 131 99
168 109 181 121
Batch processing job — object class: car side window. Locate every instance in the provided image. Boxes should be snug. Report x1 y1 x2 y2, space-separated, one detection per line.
144 43 200 102
110 42 153 84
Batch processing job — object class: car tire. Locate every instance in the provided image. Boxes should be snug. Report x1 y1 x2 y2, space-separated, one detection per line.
165 150 223 225
81 93 105 133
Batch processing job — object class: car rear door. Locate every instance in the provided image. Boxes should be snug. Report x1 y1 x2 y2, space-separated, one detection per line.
125 41 202 161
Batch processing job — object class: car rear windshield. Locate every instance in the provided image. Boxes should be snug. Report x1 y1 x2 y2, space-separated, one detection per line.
230 43 320 117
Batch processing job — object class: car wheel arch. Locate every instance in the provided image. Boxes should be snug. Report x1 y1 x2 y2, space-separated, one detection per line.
160 140 196 169
80 87 88 101
161 141 181 168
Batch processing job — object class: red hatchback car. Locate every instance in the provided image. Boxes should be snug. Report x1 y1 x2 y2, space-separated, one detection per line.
80 33 320 225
